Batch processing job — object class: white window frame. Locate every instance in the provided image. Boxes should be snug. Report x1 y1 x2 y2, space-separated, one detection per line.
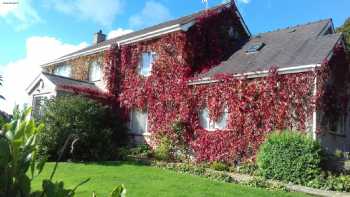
53 64 71 77
199 106 229 131
138 52 156 77
329 114 346 136
32 95 44 117
228 26 239 39
129 109 149 135
89 61 102 82
32 93 52 118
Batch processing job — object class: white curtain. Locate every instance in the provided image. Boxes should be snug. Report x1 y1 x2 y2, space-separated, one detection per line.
199 107 210 130
199 107 229 131
130 110 148 134
89 61 102 81
54 64 71 77
214 108 228 130
139 52 154 76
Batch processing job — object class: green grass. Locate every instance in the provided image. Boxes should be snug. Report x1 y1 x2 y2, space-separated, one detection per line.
31 162 309 197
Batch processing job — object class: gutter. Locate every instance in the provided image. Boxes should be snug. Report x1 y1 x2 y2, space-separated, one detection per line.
41 45 111 67
235 10 251 37
188 64 322 85
41 22 194 67
41 2 251 68
118 23 194 45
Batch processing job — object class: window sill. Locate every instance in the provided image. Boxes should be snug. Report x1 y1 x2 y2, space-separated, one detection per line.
128 132 151 136
204 128 230 132
139 74 151 78
90 80 102 83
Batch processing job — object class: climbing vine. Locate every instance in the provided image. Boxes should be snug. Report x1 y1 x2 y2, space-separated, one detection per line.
45 53 104 81
53 4 349 163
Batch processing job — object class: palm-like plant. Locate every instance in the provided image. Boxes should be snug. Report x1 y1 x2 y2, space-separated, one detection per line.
0 106 45 197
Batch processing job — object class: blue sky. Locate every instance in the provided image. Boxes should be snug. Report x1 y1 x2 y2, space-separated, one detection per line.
0 0 349 112
0 0 349 65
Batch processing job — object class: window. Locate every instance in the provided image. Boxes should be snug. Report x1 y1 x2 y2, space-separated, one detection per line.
199 107 229 131
329 115 346 136
32 96 44 118
89 61 102 81
129 109 148 134
138 52 156 76
245 42 265 53
228 26 239 39
199 108 210 130
54 64 71 77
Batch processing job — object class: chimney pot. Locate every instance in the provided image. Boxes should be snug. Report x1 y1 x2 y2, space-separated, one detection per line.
93 30 106 45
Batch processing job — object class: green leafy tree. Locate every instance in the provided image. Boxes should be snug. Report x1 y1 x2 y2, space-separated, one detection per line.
38 95 128 161
337 17 350 49
0 75 5 100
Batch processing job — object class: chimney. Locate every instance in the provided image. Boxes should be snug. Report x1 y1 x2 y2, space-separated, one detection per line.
93 30 106 45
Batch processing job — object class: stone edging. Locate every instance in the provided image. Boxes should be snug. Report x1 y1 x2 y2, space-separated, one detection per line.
137 159 350 197
226 171 350 197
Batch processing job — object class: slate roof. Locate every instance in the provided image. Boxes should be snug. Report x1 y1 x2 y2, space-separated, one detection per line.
57 3 234 61
201 19 343 78
42 72 98 90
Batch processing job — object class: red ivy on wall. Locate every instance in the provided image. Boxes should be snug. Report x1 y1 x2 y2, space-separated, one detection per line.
189 70 317 162
61 4 350 163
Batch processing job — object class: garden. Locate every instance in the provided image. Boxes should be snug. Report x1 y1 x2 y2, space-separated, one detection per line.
1 95 350 197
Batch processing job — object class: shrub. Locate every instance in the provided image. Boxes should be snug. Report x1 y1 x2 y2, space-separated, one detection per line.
38 95 128 161
307 173 350 192
257 131 322 184
234 162 259 175
129 144 152 156
243 177 287 191
209 161 229 172
155 162 233 183
154 136 173 161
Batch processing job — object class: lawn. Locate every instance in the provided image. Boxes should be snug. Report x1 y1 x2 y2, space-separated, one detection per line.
31 162 309 197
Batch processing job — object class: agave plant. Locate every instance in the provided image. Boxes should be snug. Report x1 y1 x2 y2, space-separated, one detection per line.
0 106 126 197
0 106 45 197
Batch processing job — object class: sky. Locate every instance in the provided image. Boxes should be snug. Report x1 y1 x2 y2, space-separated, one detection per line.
0 0 349 113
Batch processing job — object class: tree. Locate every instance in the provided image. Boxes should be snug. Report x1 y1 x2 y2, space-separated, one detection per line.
37 95 128 161
337 17 350 49
0 75 5 100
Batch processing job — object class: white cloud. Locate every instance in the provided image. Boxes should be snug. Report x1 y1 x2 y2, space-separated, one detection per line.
237 0 251 4
224 0 251 4
0 0 42 30
0 36 88 113
129 1 171 29
107 28 133 39
48 0 123 27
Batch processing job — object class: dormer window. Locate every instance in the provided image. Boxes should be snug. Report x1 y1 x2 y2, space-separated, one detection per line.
138 52 156 76
246 42 265 53
89 61 102 82
54 64 71 77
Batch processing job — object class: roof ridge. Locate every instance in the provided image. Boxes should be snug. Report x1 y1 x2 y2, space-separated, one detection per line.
255 18 332 36
88 2 231 48
50 2 232 64
42 72 95 85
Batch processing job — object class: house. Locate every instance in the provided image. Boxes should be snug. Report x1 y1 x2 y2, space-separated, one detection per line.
26 2 349 162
